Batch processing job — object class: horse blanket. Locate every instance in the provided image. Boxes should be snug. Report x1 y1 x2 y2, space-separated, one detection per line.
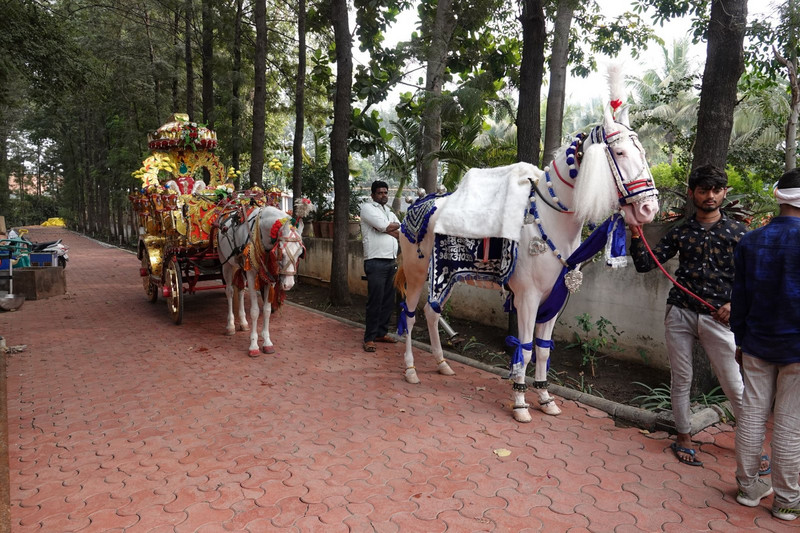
435 162 542 242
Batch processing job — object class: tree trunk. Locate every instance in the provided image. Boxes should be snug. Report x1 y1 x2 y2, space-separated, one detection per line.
419 0 455 193
329 0 352 306
142 6 162 121
201 0 214 128
691 0 747 395
0 119 8 208
250 0 267 188
292 0 307 205
543 0 576 162
173 9 181 113
517 0 545 166
184 0 195 120
691 0 747 169
231 0 243 180
774 46 799 171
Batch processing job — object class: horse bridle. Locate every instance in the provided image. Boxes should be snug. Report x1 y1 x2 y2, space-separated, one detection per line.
274 223 304 277
597 125 658 206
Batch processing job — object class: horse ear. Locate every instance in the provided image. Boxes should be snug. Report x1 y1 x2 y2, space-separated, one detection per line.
617 105 630 128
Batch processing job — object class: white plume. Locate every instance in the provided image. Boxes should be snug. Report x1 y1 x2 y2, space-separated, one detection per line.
607 63 625 105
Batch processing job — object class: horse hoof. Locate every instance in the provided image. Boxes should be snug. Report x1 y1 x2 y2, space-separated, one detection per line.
248 349 260 358
513 408 532 423
540 401 561 416
237 324 249 332
225 329 236 337
261 345 275 354
405 370 420 384
437 362 455 376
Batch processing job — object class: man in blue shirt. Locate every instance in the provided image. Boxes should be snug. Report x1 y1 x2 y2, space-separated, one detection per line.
731 168 800 521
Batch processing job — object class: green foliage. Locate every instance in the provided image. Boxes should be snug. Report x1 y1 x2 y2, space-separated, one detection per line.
632 382 733 416
565 313 622 377
348 176 367 219
650 163 682 190
302 163 333 221
565 373 604 398
5 195 64 228
461 336 486 353
630 382 672 411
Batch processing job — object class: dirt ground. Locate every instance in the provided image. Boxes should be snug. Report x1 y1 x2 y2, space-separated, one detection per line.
286 279 671 407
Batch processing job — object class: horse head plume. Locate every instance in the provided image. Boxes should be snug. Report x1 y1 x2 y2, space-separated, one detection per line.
293 198 313 219
607 62 631 127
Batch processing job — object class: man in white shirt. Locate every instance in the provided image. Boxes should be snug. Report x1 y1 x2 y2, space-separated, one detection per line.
360 181 400 352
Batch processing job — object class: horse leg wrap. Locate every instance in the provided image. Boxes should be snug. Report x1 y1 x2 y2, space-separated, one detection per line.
532 380 556 406
512 382 529 410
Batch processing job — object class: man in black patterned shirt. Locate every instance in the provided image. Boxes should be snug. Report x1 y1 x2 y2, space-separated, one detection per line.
630 165 759 469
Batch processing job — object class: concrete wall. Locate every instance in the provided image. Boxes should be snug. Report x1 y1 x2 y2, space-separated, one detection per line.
298 234 676 372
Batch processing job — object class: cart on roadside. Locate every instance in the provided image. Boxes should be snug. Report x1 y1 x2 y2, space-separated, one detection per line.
129 114 279 324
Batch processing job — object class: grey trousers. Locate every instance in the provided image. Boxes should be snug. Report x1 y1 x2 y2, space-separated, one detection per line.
664 305 743 434
735 354 800 507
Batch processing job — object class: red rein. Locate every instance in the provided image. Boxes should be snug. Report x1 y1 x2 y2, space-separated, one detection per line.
632 226 717 312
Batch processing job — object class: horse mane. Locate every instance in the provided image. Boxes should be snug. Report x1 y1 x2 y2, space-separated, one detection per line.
572 140 618 224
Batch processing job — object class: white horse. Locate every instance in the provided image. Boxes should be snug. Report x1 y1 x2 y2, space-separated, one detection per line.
396 103 659 423
217 203 307 356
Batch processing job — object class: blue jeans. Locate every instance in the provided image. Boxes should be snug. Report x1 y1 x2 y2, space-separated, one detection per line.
364 258 397 343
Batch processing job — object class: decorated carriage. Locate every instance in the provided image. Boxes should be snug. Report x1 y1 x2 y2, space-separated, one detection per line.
129 113 286 325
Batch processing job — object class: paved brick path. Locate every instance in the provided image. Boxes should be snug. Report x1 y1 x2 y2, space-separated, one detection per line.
0 226 796 532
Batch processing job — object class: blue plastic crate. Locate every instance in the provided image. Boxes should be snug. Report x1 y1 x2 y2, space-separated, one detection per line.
30 252 58 267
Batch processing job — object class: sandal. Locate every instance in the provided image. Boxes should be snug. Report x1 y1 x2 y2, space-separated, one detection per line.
670 442 703 467
374 335 397 343
363 341 376 352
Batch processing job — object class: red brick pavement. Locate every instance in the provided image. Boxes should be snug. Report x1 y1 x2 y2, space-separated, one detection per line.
1 226 797 532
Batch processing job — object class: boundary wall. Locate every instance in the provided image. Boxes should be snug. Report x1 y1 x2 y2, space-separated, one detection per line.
298 233 677 372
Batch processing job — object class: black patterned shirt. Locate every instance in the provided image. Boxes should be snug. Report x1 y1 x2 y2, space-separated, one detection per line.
630 213 748 314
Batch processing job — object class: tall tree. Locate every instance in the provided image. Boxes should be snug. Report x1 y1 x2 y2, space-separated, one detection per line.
692 0 747 169
517 0 545 166
250 0 267 188
141 4 163 121
292 0 307 203
419 0 456 193
749 0 800 170
230 0 244 178
774 47 799 170
172 9 181 113
329 0 353 305
185 0 195 120
542 0 576 160
201 0 214 128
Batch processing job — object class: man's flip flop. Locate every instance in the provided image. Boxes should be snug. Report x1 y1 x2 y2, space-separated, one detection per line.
759 454 771 476
363 342 376 352
670 442 703 467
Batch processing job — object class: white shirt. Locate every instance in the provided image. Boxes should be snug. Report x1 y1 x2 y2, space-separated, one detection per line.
360 199 400 260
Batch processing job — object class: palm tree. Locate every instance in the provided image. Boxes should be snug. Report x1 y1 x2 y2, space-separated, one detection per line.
628 37 700 166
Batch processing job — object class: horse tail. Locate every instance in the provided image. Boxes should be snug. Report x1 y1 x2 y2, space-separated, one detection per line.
394 258 406 299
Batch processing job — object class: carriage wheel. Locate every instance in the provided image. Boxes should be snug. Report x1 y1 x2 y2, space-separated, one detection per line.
166 258 184 325
142 254 158 303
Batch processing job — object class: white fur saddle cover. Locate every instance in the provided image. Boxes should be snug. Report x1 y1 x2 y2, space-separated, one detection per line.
435 162 542 242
